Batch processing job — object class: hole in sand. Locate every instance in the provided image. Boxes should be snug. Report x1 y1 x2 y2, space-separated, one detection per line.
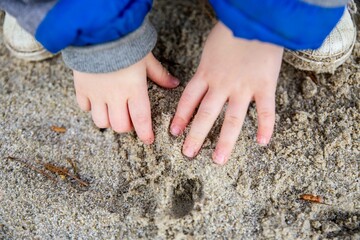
171 177 203 218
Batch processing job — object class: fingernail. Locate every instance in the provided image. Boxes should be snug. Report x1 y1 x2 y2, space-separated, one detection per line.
144 138 154 145
213 151 226 165
170 124 182 136
183 145 197 158
257 136 268 146
171 76 180 86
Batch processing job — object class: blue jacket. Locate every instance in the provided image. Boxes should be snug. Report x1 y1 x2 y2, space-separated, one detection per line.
36 0 153 53
0 0 348 73
34 0 346 52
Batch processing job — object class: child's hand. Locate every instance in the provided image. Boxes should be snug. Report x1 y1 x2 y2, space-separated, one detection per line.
170 22 284 165
73 53 180 145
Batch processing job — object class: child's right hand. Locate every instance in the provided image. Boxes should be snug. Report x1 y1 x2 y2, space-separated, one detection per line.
170 22 284 165
73 53 180 145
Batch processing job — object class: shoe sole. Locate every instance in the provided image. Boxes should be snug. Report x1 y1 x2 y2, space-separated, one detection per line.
3 13 56 62
283 37 355 74
4 38 56 62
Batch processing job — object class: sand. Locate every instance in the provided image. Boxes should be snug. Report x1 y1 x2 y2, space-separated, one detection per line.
0 1 359 239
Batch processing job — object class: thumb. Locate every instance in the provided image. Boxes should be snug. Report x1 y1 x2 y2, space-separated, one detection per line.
145 53 180 88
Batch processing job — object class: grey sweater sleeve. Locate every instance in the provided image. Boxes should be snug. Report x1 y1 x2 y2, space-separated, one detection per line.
0 0 57 35
61 17 158 73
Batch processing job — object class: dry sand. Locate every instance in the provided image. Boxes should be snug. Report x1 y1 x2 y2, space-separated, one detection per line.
0 1 359 239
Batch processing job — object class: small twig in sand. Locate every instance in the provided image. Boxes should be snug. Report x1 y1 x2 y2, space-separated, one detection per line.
7 156 57 183
299 194 330 205
50 126 67 133
66 158 78 175
7 156 89 188
43 163 89 187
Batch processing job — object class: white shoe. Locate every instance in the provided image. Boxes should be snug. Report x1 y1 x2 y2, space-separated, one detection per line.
283 7 357 73
3 14 54 61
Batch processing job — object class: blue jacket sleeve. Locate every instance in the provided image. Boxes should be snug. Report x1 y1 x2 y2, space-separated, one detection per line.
35 0 153 53
209 0 347 50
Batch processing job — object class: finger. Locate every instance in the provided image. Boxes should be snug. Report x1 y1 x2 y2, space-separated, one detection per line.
76 94 91 112
128 87 154 145
108 101 133 133
213 96 251 165
255 92 276 146
91 103 110 129
170 78 208 136
146 53 180 88
182 90 227 158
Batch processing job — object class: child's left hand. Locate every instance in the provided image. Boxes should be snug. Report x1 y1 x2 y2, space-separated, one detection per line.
170 22 284 165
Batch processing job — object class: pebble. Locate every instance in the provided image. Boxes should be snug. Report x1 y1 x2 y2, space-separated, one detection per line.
311 220 322 230
321 221 342 234
302 77 318 99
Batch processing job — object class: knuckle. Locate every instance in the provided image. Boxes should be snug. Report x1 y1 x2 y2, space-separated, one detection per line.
194 69 207 80
225 114 242 128
187 126 209 144
133 113 150 125
258 110 274 120
195 67 212 80
197 108 214 120
188 134 202 144
185 135 203 149
195 68 224 83
172 115 187 126
110 118 132 133
216 141 232 151
93 115 110 129
180 91 195 106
